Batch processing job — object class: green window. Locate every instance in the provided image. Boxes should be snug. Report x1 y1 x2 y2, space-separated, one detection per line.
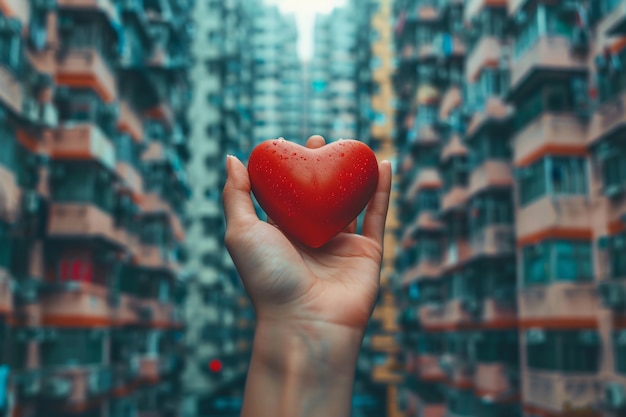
50 164 115 212
522 240 593 285
40 329 105 367
475 330 519 366
526 329 600 373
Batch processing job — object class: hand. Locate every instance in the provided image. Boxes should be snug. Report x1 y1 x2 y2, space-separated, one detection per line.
222 136 392 417
223 135 393 331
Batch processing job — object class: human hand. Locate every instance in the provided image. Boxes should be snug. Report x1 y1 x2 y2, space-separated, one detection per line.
222 135 392 332
222 135 392 417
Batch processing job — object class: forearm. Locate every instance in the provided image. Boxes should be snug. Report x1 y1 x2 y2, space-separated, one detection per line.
241 319 364 417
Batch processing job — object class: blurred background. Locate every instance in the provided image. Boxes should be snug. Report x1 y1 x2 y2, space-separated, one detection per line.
0 0 626 416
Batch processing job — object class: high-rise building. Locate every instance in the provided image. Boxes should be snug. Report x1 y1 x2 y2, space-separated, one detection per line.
0 0 193 416
393 0 626 416
183 0 255 414
251 4 304 145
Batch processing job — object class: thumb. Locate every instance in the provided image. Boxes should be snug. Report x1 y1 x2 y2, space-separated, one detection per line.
222 155 258 232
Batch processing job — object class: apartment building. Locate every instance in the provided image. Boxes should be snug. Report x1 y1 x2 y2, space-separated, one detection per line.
393 0 626 416
0 0 193 416
183 0 255 414
356 0 405 417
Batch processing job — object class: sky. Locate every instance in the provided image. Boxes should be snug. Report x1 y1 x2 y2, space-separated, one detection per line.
265 0 348 60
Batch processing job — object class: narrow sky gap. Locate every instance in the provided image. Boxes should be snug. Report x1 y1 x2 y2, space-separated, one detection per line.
265 0 348 60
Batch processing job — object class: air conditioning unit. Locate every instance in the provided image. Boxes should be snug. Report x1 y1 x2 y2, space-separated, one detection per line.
40 377 71 399
605 382 626 410
597 281 626 309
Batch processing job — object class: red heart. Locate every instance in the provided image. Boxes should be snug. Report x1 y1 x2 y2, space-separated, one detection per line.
247 139 379 248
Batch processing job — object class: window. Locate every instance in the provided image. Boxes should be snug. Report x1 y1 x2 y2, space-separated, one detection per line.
415 189 440 214
418 333 444 355
417 237 441 263
0 124 16 172
614 331 626 375
442 158 468 190
518 157 587 206
518 159 546 205
416 105 437 129
41 329 105 366
140 218 170 247
549 157 588 195
475 331 519 365
419 281 442 304
523 240 592 285
469 192 513 233
0 26 22 73
50 164 114 212
609 234 626 279
526 330 600 372
601 146 626 194
0 222 10 269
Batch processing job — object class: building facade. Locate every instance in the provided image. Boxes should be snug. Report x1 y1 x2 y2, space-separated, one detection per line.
0 0 193 416
393 0 626 416
183 0 255 415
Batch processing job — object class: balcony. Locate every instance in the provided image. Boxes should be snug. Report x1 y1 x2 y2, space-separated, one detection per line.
39 366 111 411
48 204 126 248
141 193 185 242
50 124 116 170
465 98 510 137
441 240 471 272
518 283 597 328
441 187 468 214
465 37 503 84
481 299 517 328
516 196 591 245
510 36 587 100
523 372 602 415
417 355 446 382
407 169 442 200
443 299 477 328
118 101 144 143
113 294 142 326
135 244 180 276
512 114 587 168
55 49 117 104
420 304 446 331
0 269 12 315
40 282 113 327
474 363 517 400
439 87 462 121
0 65 23 115
403 260 441 286
468 161 513 197
469 225 515 259
588 89 626 147
0 165 20 223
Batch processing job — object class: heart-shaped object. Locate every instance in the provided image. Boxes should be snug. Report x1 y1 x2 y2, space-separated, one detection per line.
248 138 379 248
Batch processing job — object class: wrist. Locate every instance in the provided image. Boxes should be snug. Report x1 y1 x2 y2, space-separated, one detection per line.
252 317 364 379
